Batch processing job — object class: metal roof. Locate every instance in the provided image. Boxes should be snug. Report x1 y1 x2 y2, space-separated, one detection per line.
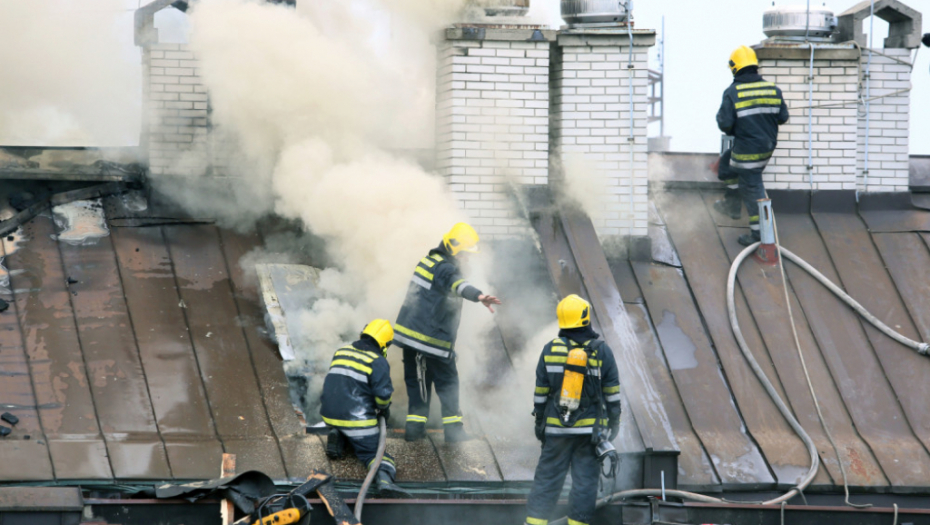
2 179 930 498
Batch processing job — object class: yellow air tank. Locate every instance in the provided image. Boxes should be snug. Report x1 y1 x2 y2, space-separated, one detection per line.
559 347 588 422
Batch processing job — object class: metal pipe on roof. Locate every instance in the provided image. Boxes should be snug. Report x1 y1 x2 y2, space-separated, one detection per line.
861 0 875 201
627 4 635 238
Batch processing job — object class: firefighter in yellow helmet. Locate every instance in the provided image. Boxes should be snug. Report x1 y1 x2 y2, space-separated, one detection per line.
320 319 410 497
714 45 790 246
524 295 622 525
393 223 501 443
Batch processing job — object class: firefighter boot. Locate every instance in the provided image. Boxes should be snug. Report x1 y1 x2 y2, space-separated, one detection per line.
444 424 473 443
374 470 411 499
325 428 346 459
737 230 761 247
713 188 742 220
405 422 426 442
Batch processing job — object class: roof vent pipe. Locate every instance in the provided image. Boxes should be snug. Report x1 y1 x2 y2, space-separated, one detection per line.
763 4 837 41
561 0 630 28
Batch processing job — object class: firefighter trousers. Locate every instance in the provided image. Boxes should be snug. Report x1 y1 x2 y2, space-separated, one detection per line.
526 435 599 525
402 347 463 431
336 429 397 481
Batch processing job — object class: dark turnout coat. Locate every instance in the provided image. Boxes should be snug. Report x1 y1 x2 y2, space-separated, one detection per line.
393 245 482 360
716 68 790 173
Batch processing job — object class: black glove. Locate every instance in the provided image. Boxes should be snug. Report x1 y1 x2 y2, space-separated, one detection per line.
534 412 546 443
377 407 391 421
608 417 620 441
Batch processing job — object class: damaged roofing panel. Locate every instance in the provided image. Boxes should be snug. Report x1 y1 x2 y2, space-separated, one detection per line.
55 200 171 480
5 213 113 480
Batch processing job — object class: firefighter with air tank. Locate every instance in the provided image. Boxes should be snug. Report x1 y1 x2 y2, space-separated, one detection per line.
393 222 501 443
524 294 622 525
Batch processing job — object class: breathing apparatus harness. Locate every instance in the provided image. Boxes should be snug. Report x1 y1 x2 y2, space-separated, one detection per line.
554 337 619 480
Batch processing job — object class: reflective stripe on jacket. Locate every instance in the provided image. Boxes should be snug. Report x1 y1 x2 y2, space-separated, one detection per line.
393 247 482 360
534 336 622 435
320 338 392 435
716 71 789 172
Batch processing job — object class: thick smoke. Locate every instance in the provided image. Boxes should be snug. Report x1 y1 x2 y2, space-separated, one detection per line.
0 0 140 146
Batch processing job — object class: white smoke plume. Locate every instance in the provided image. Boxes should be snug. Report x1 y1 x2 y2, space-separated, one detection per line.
0 0 140 147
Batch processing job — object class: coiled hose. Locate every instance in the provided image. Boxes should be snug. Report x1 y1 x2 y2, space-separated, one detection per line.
353 416 387 521
550 237 930 525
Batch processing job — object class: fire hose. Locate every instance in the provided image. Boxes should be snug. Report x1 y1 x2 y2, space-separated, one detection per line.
353 416 387 521
551 221 930 525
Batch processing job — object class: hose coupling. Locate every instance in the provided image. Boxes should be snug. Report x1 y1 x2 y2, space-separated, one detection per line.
918 343 929 356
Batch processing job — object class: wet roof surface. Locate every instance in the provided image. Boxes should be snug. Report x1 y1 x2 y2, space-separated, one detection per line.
2 181 930 496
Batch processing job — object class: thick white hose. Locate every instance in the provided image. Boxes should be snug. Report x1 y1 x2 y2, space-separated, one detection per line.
727 243 821 504
776 246 929 355
354 416 387 521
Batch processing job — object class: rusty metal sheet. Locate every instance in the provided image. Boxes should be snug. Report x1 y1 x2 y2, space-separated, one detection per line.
0 238 53 481
530 212 586 299
813 213 930 458
632 261 774 488
55 205 169 480
873 233 930 343
623 299 719 490
217 228 307 478
3 213 112 479
558 210 677 456
108 222 224 479
717 227 885 489
776 213 930 490
429 434 503 483
661 192 816 487
223 438 286 480
163 224 285 478
858 193 930 232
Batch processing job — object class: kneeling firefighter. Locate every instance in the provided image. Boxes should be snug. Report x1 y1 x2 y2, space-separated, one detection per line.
320 319 410 498
525 295 622 525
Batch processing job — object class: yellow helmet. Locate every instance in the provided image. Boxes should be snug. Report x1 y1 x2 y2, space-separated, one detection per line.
729 45 758 75
362 319 394 352
557 294 591 329
442 222 480 256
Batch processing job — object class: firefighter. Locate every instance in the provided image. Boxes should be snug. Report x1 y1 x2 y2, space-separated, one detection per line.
320 319 409 498
524 295 622 525
394 222 501 443
714 45 790 246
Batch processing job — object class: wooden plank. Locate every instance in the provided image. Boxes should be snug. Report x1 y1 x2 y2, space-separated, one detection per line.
163 225 284 479
3 213 111 479
632 261 774 488
220 453 236 525
108 220 224 479
661 192 815 487
55 203 170 479
814 213 930 459
776 213 930 490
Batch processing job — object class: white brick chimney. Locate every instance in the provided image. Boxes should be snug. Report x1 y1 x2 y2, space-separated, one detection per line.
435 26 556 238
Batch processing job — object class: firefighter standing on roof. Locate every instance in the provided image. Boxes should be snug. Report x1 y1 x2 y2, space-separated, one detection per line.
525 295 622 525
714 45 790 246
320 319 409 498
393 223 501 443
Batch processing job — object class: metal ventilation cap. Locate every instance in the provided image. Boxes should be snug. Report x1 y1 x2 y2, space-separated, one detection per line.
561 0 631 28
484 0 530 17
763 4 837 41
